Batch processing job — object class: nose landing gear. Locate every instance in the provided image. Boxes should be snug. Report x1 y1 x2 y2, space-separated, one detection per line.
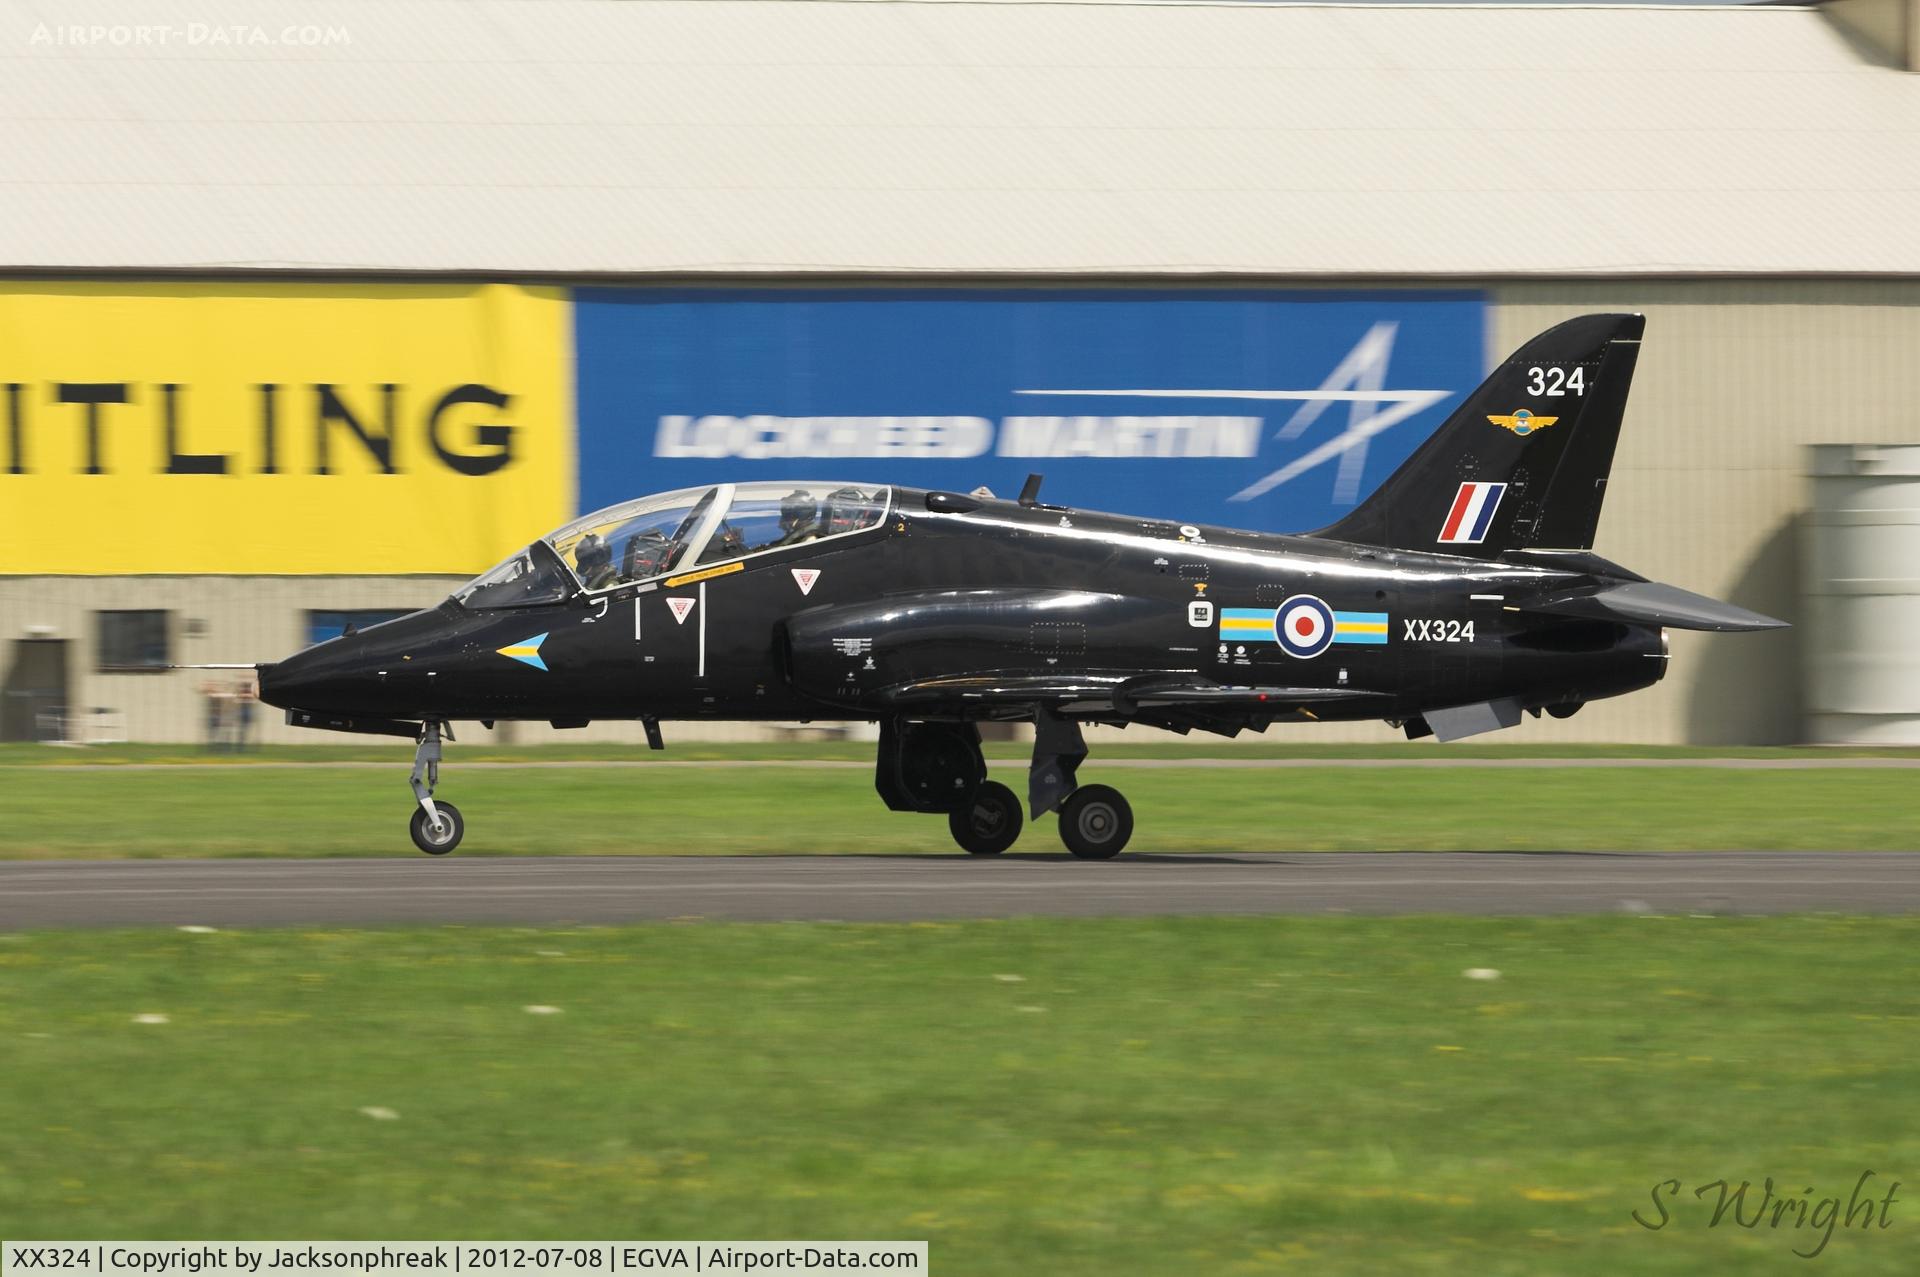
409 800 465 855
408 720 464 855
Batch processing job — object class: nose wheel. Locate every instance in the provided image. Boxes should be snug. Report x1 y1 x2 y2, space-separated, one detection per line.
407 720 464 855
409 800 465 855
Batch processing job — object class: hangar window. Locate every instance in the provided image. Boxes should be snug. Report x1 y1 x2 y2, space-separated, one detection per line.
306 610 412 645
96 610 170 672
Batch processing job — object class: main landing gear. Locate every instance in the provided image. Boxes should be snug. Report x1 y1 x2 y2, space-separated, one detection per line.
1030 711 1131 859
876 714 1135 858
1055 783 1133 860
408 720 464 855
949 780 1023 855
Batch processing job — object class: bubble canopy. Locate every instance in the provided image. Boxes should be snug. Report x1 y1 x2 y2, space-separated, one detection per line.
453 482 891 609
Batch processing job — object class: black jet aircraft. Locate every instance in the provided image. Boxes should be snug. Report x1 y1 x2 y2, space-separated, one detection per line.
256 314 1783 856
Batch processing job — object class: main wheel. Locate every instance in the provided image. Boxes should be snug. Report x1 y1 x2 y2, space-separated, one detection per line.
949 780 1023 855
1058 784 1132 859
409 801 465 855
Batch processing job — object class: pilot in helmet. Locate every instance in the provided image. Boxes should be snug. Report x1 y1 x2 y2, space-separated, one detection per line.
778 489 822 544
575 531 616 589
825 487 871 536
623 528 670 580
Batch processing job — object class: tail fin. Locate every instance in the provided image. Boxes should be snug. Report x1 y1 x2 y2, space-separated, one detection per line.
1312 313 1643 558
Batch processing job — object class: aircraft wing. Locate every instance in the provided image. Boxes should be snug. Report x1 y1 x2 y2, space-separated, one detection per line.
879 672 1386 717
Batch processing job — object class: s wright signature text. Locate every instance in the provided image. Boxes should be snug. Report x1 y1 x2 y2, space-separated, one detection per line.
1634 1170 1899 1259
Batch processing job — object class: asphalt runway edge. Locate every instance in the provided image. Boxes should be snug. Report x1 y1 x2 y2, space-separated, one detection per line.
3 851 1918 929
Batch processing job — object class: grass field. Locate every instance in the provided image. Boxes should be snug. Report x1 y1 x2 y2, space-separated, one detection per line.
2 916 1914 1273
2 757 1919 857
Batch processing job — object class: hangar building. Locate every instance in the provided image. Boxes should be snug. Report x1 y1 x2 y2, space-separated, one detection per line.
3 0 1918 745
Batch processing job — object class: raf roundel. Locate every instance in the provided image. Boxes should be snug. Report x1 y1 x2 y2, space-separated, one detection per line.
1275 594 1336 659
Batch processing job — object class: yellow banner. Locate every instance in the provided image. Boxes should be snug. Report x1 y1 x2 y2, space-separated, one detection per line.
0 282 571 573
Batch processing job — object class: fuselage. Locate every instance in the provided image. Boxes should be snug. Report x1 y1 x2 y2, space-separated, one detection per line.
258 484 1667 732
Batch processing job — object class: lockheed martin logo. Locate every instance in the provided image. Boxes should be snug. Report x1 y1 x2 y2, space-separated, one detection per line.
1016 322 1450 506
650 323 1452 508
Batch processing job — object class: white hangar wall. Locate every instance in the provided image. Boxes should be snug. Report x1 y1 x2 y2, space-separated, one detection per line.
5 1 1914 279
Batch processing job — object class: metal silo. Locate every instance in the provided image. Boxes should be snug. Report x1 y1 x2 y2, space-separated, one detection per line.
1805 445 1920 743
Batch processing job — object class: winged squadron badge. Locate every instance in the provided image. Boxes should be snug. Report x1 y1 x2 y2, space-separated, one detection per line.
1488 408 1558 436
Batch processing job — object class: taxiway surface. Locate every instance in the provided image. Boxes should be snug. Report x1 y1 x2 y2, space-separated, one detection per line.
2 851 1915 928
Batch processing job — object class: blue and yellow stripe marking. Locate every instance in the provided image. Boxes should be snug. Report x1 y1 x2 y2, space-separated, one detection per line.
1218 608 1389 645
1220 609 1277 637
1332 611 1389 644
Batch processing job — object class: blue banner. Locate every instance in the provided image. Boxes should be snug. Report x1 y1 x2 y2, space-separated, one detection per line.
573 289 1486 532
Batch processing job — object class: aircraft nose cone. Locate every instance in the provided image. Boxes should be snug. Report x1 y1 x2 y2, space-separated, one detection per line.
256 654 329 712
255 646 364 713
254 661 285 708
256 609 444 716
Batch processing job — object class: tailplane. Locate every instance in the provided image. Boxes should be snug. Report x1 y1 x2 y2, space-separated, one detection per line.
1312 313 1643 558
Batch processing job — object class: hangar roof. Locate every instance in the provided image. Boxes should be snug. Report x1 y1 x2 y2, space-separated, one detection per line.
5 0 1916 276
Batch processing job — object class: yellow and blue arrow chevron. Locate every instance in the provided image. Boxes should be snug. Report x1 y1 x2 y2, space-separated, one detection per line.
496 632 550 671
